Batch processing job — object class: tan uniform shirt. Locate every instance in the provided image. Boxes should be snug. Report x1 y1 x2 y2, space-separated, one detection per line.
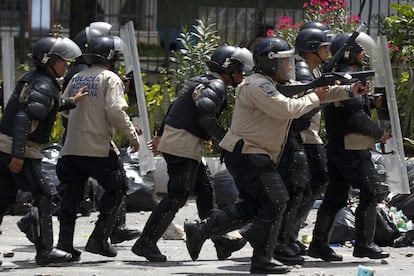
157 125 204 162
219 73 321 164
61 65 137 157
0 133 43 159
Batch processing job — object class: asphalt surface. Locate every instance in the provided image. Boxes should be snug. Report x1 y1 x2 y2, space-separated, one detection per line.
1 200 414 275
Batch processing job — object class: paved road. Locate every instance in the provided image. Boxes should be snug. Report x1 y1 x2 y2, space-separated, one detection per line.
1 201 414 275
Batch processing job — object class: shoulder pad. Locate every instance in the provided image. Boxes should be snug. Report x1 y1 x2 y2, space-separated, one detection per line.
207 78 226 97
24 82 55 120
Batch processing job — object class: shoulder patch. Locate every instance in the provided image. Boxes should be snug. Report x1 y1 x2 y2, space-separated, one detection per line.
259 82 277 97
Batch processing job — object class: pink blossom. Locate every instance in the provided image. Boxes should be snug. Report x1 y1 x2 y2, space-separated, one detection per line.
394 45 400 51
347 15 361 23
266 29 275 37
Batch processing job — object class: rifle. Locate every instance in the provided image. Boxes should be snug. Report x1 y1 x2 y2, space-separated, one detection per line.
322 23 366 73
276 70 375 97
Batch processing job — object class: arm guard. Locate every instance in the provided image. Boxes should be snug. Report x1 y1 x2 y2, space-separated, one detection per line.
12 83 54 158
194 79 227 143
12 111 31 159
342 97 383 139
347 110 384 139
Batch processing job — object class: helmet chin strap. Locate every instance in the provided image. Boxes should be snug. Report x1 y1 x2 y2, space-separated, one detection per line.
315 52 327 65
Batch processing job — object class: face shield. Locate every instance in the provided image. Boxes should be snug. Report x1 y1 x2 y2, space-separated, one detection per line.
356 32 377 52
112 36 126 53
232 47 254 74
269 48 295 81
85 22 112 43
51 37 82 62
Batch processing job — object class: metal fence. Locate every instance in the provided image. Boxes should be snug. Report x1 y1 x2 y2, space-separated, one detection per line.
0 0 412 74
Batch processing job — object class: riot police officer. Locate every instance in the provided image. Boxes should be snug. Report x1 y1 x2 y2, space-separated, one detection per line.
56 35 140 259
273 24 363 265
60 22 140 251
0 36 88 265
184 37 331 274
131 45 253 262
308 32 391 261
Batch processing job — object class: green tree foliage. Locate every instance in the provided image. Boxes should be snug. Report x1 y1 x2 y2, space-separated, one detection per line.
384 3 414 140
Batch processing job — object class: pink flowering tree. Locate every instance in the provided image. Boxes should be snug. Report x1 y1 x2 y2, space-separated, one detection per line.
273 16 300 46
303 0 361 33
273 0 361 47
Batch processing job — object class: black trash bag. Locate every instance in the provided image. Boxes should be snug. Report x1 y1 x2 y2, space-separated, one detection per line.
329 207 356 244
11 145 159 215
119 149 159 212
374 206 401 247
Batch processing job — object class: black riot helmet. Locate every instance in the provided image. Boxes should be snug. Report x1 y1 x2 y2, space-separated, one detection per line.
73 22 112 53
300 21 329 32
206 45 254 75
82 36 125 65
295 28 331 54
32 36 82 68
253 37 295 80
330 32 363 65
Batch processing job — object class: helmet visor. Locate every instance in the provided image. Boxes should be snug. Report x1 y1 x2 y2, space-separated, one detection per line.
233 47 254 73
86 21 112 42
51 37 82 61
112 36 126 52
271 49 295 80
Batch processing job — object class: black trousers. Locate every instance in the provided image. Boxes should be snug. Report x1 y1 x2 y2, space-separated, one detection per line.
56 148 123 221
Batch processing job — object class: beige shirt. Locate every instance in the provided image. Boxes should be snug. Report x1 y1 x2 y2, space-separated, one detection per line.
0 133 43 159
157 124 204 162
61 65 137 157
219 73 320 164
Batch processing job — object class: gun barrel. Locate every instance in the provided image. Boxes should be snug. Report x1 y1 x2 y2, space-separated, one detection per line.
276 70 374 97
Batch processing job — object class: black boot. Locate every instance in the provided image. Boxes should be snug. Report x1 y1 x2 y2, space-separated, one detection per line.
57 220 81 262
184 205 250 261
111 201 141 244
273 243 304 265
353 205 389 259
211 235 247 260
16 203 39 244
131 198 178 262
85 188 125 257
111 226 141 244
85 217 117 257
290 240 307 256
307 208 343 261
274 191 305 265
249 218 290 274
34 196 72 266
